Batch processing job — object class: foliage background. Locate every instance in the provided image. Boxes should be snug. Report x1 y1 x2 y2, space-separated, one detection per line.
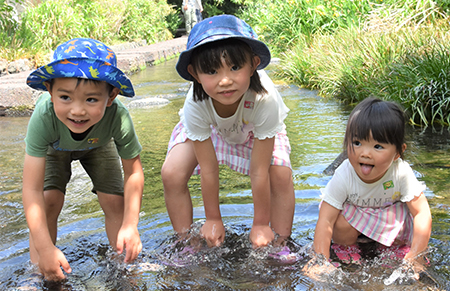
0 0 181 65
238 0 450 126
2 0 450 126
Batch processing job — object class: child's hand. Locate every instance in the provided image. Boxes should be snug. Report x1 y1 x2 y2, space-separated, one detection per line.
384 257 427 285
38 245 72 281
249 225 274 248
116 225 143 263
201 219 225 247
302 258 336 281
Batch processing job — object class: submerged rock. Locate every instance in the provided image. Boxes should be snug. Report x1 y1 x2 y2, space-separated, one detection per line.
323 150 348 176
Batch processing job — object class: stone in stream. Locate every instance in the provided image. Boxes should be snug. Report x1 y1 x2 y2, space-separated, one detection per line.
323 150 348 176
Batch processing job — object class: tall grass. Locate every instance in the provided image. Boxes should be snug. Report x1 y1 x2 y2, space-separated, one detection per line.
0 0 180 65
240 0 450 126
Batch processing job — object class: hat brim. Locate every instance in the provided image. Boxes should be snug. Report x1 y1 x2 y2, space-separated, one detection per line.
176 35 271 81
26 58 135 97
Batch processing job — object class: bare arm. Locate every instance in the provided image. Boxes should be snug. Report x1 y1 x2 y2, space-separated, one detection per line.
193 138 224 247
313 201 341 259
22 153 71 280
117 155 144 262
404 193 432 260
248 137 274 247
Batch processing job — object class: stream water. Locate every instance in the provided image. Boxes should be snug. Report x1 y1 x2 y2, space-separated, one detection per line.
0 58 449 290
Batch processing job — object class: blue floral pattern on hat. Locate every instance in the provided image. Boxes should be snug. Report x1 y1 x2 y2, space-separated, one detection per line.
27 38 135 97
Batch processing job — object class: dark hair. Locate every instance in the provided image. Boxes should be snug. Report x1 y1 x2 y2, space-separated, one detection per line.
189 38 267 101
344 97 406 159
46 78 115 95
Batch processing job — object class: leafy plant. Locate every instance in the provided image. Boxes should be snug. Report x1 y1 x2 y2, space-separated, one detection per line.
0 0 178 64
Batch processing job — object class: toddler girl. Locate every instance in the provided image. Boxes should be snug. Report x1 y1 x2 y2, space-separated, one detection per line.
312 97 431 275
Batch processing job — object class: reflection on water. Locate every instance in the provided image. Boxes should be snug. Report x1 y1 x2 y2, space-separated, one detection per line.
0 58 449 290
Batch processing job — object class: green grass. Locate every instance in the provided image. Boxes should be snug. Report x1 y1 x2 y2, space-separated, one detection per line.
0 0 181 66
239 0 450 126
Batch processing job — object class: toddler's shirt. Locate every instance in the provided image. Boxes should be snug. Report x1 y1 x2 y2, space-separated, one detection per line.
321 159 426 210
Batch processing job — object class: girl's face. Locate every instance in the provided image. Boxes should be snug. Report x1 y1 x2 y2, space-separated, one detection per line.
347 132 404 183
188 55 260 115
46 78 118 134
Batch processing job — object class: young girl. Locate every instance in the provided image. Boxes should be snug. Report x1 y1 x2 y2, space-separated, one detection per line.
161 14 295 248
312 98 431 271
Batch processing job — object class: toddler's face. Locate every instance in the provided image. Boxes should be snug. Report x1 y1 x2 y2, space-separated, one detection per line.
46 78 117 134
347 132 400 183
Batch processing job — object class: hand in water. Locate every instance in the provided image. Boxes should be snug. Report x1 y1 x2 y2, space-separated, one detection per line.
302 254 337 281
384 258 426 285
249 225 274 248
201 219 225 247
116 224 143 263
38 246 72 281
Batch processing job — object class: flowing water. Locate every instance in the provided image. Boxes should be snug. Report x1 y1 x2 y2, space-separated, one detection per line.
0 58 449 290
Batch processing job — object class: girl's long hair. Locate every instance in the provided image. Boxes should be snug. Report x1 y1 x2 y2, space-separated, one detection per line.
189 39 267 101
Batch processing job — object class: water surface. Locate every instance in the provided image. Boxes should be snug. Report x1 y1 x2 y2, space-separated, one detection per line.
0 58 448 290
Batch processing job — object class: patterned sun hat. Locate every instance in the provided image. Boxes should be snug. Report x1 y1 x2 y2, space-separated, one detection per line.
26 38 134 97
176 14 271 81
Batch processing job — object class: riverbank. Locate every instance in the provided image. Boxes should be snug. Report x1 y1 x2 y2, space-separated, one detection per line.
0 36 188 117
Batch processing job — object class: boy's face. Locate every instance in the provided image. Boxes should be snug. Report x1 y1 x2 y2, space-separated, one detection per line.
45 78 119 134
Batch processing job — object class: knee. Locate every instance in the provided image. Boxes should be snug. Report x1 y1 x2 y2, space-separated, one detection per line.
98 193 124 216
270 167 294 195
43 190 64 216
161 161 191 190
332 215 359 245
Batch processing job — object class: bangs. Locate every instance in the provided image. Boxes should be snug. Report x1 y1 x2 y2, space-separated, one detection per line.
344 98 406 155
191 39 253 74
347 110 395 144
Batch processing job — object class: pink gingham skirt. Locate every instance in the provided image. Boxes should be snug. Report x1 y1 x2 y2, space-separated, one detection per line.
342 202 413 247
167 121 292 175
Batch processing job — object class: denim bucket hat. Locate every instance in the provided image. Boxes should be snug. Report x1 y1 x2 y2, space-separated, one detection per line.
27 38 135 97
176 14 271 81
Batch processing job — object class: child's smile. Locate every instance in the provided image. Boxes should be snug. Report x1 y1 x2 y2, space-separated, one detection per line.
46 78 116 134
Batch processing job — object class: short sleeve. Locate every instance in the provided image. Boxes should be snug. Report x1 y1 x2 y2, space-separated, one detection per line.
112 104 142 160
251 71 289 140
25 93 58 157
180 86 214 142
320 160 352 210
398 160 427 202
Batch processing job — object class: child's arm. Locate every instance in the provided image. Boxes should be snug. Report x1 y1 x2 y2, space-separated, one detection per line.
405 193 432 260
302 201 341 279
117 155 144 263
22 154 71 281
248 137 274 247
313 201 341 259
193 138 225 247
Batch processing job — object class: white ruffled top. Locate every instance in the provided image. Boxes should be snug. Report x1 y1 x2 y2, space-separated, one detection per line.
179 70 289 145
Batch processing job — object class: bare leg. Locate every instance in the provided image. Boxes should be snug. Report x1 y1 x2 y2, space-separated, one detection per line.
97 192 124 248
161 140 198 235
269 165 295 243
29 189 64 263
332 214 360 246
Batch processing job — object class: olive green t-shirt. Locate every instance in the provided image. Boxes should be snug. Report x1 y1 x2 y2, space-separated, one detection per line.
25 93 142 160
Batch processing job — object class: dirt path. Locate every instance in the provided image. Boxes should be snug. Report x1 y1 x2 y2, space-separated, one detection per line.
0 36 187 116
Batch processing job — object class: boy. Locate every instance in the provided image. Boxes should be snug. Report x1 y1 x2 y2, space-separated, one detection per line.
24 38 144 281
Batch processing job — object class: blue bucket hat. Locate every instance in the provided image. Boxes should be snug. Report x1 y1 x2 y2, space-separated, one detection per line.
27 38 135 97
176 14 271 81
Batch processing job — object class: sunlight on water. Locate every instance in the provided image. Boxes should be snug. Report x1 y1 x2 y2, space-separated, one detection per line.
0 58 448 290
